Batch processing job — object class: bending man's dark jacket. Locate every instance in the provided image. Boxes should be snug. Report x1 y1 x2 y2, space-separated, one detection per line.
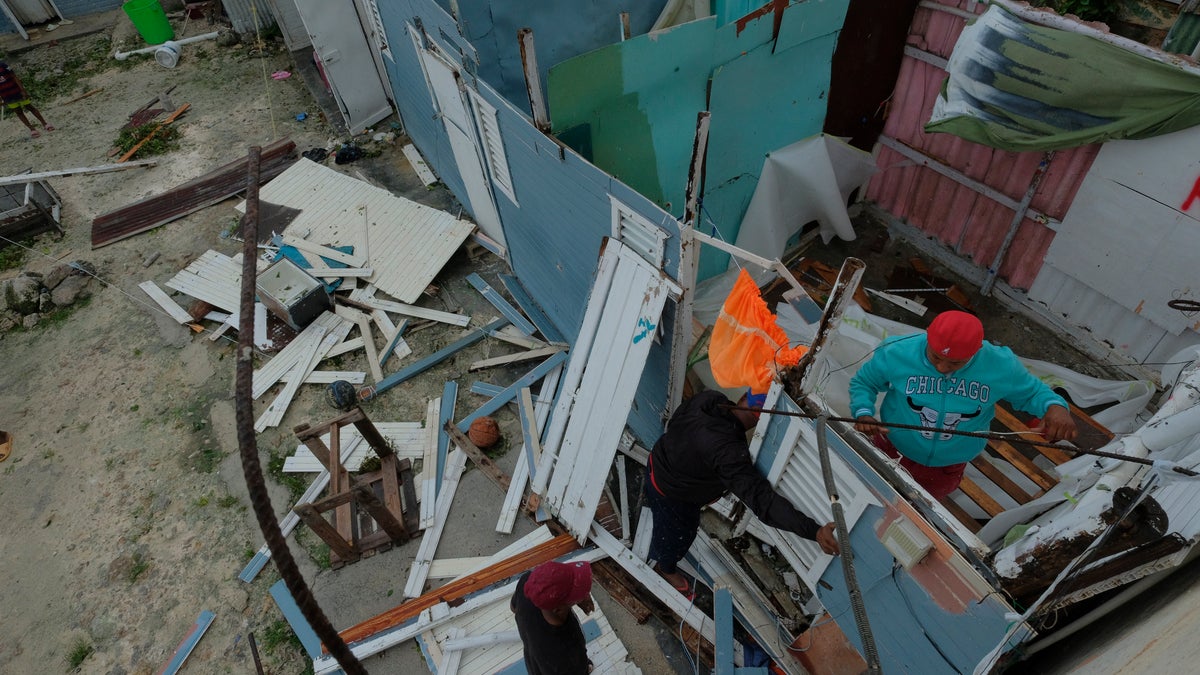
649 390 820 540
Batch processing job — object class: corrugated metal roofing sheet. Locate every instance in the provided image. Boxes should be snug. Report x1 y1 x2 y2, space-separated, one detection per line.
251 158 474 304
865 1 1099 291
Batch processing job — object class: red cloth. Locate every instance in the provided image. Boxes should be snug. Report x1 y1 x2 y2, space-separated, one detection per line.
870 432 966 500
926 311 984 360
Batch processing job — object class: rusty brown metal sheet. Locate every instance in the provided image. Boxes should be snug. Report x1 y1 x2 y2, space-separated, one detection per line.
90 138 297 249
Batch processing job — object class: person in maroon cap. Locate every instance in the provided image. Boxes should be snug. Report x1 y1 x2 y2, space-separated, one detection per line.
850 310 1077 499
510 560 595 674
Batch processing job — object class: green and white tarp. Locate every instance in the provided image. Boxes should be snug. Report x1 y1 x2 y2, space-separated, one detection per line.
926 5 1200 151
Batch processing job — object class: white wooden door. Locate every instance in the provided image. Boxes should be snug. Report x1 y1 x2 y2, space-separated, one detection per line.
541 241 679 539
2 0 55 25
294 0 392 134
409 28 506 248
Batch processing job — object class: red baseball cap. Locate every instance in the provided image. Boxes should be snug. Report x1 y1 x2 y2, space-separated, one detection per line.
926 311 983 360
524 561 592 610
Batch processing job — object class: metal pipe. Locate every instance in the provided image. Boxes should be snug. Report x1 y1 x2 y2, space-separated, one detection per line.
982 152 1054 296
114 31 220 60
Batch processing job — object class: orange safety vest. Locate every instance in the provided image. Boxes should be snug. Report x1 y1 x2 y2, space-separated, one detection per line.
708 268 807 394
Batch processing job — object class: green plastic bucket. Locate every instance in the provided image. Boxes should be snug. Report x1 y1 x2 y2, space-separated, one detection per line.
122 0 174 46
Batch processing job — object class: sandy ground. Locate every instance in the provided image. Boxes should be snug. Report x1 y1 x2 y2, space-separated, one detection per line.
0 12 684 675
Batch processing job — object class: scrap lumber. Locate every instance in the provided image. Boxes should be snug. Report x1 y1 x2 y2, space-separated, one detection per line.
91 138 297 248
455 350 569 432
63 87 104 105
342 532 581 645
499 273 565 344
325 336 365 359
0 159 156 187
283 422 425 472
282 370 366 385
402 143 438 186
496 375 558 534
118 102 190 162
347 294 470 327
164 249 243 312
138 280 194 324
252 312 348 398
359 319 509 402
281 234 368 268
255 328 338 432
420 398 441 530
469 345 564 372
404 449 468 599
158 610 215 675
239 436 362 581
466 273 537 336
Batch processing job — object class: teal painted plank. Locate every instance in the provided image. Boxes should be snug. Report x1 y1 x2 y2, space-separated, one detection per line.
437 380 458 495
380 318 410 365
360 318 508 400
457 350 569 432
715 587 735 675
517 387 540 482
158 610 216 675
776 0 851 52
499 273 566 344
269 581 323 660
467 272 537 335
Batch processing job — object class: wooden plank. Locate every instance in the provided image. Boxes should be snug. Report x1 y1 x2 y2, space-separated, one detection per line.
421 398 441 530
357 316 384 383
467 272 537 336
487 324 550 350
340 532 581 645
939 497 982 533
157 610 215 675
445 423 511 493
360 319 508 401
281 234 368 268
355 296 470 327
280 370 366 385
295 503 358 562
403 143 438 186
440 628 465 675
456 350 569 433
438 382 458 494
0 159 158 187
970 456 1033 504
380 318 411 365
306 266 374 278
988 439 1059 492
404 449 468 599
993 404 1074 465
139 280 193 324
428 557 491 579
469 345 564 371
253 312 346 398
325 336 365 358
955 476 1005 517
255 329 336 432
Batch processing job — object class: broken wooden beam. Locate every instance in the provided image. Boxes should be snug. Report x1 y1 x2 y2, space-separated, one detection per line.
0 159 157 187
118 102 190 162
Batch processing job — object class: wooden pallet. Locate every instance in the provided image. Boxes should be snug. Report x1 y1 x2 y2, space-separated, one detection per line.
941 402 1114 531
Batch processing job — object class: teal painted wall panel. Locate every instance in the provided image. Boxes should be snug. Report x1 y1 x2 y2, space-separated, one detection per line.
550 0 849 281
549 19 717 216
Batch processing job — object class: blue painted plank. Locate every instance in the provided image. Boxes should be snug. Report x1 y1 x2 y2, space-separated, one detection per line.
468 272 538 335
498 273 566 344
269 580 324 660
517 386 540 482
715 588 735 675
457 350 569 432
380 318 410 365
237 549 271 583
437 380 458 495
158 610 216 675
361 318 508 401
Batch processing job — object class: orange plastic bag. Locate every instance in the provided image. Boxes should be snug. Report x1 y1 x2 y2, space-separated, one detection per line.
708 268 807 393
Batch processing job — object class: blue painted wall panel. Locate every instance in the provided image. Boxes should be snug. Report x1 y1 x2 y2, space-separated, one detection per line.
379 0 682 444
436 0 666 112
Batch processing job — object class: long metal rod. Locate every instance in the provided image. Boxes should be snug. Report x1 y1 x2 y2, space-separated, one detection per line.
816 416 882 673
726 405 1200 477
982 151 1054 296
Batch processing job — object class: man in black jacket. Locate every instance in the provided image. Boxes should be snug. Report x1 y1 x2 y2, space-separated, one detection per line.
645 390 839 592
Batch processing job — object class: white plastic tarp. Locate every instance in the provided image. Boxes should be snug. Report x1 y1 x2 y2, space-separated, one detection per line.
734 134 877 261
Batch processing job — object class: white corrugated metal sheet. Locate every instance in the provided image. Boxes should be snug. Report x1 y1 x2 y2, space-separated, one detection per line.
222 0 278 36
1028 263 1200 366
242 158 474 304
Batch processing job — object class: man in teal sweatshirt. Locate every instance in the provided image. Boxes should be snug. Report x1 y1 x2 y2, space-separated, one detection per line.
849 311 1076 498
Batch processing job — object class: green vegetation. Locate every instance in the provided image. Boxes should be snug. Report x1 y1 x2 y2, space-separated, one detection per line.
66 637 93 670
0 241 28 271
19 37 115 103
218 495 239 508
258 619 299 653
114 122 183 159
127 552 150 583
267 447 309 504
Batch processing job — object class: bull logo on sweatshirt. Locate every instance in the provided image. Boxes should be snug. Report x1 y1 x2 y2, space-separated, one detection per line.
907 397 982 440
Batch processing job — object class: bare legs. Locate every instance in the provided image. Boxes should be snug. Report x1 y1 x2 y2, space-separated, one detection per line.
14 105 53 137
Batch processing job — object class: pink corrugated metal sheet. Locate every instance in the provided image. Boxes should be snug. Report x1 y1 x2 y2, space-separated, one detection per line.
866 0 1099 290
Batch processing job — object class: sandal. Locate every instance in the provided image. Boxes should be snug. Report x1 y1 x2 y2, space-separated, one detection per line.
29 129 40 138
45 125 55 132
